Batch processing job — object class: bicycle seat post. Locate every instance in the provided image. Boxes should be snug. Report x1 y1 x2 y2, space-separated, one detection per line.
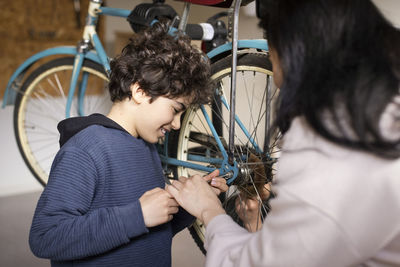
178 2 191 31
228 0 242 165
83 0 101 38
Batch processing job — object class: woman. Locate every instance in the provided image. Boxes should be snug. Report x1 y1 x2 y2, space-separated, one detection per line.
167 0 400 266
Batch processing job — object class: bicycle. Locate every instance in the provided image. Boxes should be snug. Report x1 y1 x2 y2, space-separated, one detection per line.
2 0 280 253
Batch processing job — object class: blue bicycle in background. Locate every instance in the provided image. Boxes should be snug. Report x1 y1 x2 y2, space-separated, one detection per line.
2 0 280 252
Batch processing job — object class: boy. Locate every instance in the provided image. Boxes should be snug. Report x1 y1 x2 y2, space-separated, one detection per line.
29 22 227 267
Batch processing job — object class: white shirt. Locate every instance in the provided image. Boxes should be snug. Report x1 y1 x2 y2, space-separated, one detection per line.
205 117 400 267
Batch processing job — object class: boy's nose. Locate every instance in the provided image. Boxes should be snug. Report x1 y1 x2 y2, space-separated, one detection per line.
171 115 181 130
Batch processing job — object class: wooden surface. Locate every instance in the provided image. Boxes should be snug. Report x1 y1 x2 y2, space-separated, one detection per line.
0 0 103 99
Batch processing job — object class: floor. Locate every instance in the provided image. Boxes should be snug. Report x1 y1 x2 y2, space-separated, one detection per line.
0 191 205 267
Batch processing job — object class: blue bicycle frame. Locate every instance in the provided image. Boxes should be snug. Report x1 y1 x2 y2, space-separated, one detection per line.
2 3 269 183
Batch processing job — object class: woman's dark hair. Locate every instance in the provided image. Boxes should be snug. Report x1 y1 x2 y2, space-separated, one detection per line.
108 22 213 105
259 0 400 158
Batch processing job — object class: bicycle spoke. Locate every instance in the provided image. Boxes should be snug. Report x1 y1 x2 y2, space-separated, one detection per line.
15 58 109 185
52 73 68 101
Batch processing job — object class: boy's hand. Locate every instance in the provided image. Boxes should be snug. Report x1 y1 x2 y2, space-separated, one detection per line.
202 169 228 195
139 187 179 227
235 196 263 232
235 184 271 232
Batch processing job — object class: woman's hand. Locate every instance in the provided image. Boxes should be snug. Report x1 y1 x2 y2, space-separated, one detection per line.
166 174 226 226
139 187 179 227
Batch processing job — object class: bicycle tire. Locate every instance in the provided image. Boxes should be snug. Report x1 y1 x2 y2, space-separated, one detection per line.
173 51 281 253
14 57 111 186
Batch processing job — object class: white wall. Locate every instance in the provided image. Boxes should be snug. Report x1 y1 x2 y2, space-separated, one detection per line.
1 0 399 197
0 105 43 197
373 0 400 28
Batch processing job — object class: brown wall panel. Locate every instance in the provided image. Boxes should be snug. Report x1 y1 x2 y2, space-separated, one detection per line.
0 0 104 99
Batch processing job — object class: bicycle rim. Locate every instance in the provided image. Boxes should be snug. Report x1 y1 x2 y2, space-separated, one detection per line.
14 57 111 185
176 52 281 252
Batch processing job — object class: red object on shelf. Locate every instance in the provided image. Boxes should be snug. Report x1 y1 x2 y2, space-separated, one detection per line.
174 0 233 8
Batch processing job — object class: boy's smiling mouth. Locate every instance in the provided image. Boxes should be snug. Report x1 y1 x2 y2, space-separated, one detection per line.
161 127 169 135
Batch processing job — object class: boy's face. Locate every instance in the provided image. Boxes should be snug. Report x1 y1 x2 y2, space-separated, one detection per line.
135 94 192 143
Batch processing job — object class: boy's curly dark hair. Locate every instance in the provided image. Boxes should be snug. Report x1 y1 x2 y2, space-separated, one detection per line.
108 22 213 105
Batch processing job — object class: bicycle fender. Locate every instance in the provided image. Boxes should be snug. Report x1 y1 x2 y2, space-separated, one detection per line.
206 39 268 60
2 46 103 107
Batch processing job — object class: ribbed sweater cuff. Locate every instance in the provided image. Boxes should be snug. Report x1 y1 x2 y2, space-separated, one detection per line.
117 200 149 238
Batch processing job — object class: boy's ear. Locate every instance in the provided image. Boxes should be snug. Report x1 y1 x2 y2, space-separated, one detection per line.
130 83 148 104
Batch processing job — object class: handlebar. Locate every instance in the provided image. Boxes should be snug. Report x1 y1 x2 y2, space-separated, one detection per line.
127 2 228 44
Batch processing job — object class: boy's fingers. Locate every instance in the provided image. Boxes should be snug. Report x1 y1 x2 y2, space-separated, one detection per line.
169 206 179 214
168 198 179 207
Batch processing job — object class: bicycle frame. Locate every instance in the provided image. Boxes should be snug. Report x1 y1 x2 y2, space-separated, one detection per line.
2 0 269 183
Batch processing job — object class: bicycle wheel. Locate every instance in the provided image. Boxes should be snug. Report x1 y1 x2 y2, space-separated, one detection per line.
14 57 111 186
174 51 281 253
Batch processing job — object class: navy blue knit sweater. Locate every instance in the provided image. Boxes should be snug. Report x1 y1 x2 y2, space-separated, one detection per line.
29 114 194 267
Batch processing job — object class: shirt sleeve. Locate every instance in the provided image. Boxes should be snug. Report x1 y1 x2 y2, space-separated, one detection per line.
204 118 400 267
204 190 363 267
29 147 149 261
